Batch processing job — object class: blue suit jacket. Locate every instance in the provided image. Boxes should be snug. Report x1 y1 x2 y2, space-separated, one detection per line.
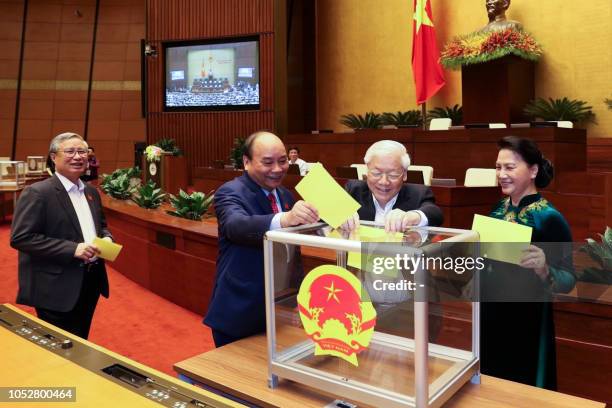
204 172 295 338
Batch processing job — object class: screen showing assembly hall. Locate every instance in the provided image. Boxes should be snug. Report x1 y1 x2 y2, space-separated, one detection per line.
164 37 260 111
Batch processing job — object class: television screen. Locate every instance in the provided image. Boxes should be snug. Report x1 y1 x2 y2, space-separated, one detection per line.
164 36 260 111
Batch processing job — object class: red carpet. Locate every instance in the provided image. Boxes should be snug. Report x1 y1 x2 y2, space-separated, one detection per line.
0 223 214 377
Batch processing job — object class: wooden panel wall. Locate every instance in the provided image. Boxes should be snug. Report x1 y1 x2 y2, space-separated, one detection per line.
0 0 145 174
146 0 276 172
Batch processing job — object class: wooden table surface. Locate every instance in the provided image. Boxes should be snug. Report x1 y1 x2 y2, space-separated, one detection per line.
174 331 605 408
0 304 243 408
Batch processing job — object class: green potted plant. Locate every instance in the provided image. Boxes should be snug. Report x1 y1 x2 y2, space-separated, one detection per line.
100 167 141 199
132 180 166 209
578 227 612 285
381 110 423 127
427 104 463 126
523 97 596 126
100 173 135 200
339 112 382 130
167 189 214 221
229 137 246 169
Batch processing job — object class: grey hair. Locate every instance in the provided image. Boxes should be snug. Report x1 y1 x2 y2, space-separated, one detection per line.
364 140 411 170
49 132 86 154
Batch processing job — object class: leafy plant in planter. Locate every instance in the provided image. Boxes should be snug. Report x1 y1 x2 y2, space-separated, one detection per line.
229 137 246 169
523 97 596 125
101 173 135 200
381 110 423 127
167 189 214 221
132 180 166 209
339 112 382 129
578 227 612 284
155 138 183 156
100 167 141 198
427 104 463 126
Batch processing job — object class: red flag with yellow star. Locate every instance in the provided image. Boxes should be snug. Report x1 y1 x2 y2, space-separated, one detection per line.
412 0 445 104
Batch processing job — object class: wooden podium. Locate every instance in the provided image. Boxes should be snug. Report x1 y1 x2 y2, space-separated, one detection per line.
143 154 188 195
462 55 535 124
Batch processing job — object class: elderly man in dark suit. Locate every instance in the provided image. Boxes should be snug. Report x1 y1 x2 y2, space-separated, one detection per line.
342 140 443 231
11 132 113 339
204 131 320 347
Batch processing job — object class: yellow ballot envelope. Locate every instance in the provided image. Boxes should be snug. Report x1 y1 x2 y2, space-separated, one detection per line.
92 237 123 262
471 214 532 265
295 163 361 229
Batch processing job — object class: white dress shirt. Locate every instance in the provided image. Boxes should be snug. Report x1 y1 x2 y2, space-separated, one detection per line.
371 194 428 226
56 172 97 244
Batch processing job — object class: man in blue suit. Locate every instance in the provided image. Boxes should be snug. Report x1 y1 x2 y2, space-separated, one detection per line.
204 131 319 347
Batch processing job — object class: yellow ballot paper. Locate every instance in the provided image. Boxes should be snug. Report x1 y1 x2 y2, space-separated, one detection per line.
92 237 123 262
346 226 403 277
472 214 532 265
295 163 361 228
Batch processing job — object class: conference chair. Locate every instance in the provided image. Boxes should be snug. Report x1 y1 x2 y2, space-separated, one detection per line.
350 164 367 180
336 166 359 179
429 118 452 130
408 165 433 186
405 170 425 184
464 168 497 187
287 163 301 175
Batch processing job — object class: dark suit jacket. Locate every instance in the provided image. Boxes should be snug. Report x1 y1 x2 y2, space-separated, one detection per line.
204 172 295 338
10 174 112 312
345 180 444 226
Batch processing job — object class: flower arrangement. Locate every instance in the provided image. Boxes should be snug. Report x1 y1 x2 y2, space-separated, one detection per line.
440 28 542 70
145 145 163 162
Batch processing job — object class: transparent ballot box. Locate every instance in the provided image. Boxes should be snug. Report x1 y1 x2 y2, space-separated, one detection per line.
264 222 480 408
0 161 26 187
26 156 45 175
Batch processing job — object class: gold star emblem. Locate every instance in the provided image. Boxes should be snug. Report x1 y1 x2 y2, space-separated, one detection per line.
414 0 434 33
324 281 343 303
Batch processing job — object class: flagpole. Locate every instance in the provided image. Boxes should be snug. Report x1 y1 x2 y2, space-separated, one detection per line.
421 102 427 130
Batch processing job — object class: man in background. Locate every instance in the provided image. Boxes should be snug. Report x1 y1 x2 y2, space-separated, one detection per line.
288 146 309 176
11 132 113 339
204 131 319 347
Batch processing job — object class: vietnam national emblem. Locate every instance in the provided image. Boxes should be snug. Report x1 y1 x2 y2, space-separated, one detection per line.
297 265 377 366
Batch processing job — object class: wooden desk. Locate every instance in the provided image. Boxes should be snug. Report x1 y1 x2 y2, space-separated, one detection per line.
174 332 605 408
0 304 242 408
285 127 586 181
0 185 24 222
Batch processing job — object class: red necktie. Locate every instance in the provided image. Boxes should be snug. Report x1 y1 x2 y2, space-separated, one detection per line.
268 193 279 214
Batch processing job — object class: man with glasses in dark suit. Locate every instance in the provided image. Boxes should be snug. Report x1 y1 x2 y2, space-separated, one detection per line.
11 132 113 339
341 140 443 232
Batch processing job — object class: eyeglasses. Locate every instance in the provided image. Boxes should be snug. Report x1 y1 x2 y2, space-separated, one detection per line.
58 149 88 157
368 170 405 181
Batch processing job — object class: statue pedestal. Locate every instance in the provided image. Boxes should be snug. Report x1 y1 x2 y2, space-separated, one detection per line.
461 56 534 124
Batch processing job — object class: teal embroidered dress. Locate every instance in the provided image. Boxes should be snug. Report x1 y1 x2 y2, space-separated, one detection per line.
480 193 575 390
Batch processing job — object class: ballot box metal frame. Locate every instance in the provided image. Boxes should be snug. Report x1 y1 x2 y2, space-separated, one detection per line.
264 222 480 408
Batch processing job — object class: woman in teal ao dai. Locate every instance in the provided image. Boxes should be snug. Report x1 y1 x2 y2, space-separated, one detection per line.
480 136 575 390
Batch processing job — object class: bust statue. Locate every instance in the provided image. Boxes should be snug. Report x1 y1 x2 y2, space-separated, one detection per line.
481 0 522 32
